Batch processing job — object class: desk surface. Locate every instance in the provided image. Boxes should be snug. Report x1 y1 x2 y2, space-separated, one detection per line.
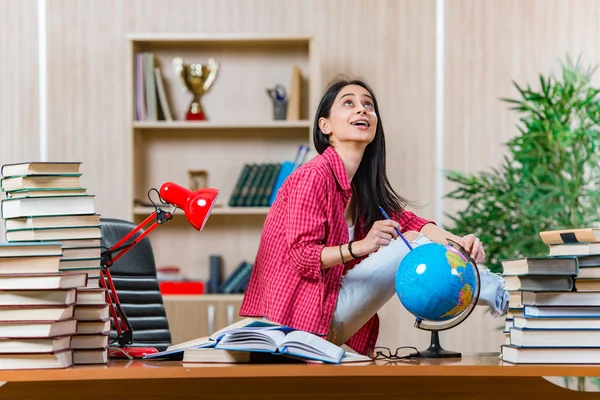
1 354 599 382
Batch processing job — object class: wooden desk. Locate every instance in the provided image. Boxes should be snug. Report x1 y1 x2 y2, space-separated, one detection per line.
0 355 598 399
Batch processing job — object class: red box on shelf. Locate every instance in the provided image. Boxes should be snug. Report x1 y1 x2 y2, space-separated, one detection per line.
159 281 204 295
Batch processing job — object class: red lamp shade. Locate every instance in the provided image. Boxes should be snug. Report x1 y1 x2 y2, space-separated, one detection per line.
159 182 219 230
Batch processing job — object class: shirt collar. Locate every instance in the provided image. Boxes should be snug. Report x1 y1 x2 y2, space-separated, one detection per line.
322 146 352 193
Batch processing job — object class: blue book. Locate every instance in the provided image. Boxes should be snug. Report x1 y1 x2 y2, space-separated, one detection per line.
268 161 294 206
524 305 600 318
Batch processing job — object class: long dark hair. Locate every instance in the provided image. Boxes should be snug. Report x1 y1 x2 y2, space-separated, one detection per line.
313 76 413 232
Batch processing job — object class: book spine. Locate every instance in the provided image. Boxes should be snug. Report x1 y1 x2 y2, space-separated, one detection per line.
228 164 251 207
268 161 294 206
217 261 247 293
144 53 157 121
248 164 271 206
235 165 258 207
207 255 222 294
260 163 281 206
223 263 253 294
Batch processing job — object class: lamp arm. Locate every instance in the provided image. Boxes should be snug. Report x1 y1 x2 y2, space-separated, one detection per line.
100 206 175 347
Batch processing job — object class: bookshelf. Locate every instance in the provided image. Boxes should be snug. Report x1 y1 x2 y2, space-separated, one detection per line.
133 206 270 216
126 33 320 287
132 121 312 130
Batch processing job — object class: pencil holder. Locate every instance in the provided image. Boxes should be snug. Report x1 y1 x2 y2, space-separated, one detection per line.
272 100 288 120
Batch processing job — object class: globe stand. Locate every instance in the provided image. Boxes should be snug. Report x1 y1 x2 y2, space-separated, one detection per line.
418 331 461 358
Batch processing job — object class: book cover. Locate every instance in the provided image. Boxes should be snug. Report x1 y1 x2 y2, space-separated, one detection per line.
1 162 81 178
540 227 600 245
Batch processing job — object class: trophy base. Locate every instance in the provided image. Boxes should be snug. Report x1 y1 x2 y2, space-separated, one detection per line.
186 111 206 121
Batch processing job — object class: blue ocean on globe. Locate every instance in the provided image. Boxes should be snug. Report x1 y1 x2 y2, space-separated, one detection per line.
395 242 476 322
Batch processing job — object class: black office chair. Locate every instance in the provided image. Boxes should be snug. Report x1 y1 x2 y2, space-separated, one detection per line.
100 218 172 352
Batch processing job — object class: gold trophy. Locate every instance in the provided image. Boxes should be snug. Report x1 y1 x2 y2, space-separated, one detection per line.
173 57 219 120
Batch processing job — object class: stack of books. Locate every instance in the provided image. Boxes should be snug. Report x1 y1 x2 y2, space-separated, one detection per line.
500 227 600 364
0 242 84 369
71 287 110 364
1 162 103 288
1 161 109 365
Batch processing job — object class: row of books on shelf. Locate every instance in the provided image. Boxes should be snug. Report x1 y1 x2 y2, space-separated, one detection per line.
500 227 600 365
228 144 309 207
206 256 253 294
134 52 173 122
0 162 109 369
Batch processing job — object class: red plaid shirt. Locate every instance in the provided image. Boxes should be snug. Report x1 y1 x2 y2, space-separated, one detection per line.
239 146 432 355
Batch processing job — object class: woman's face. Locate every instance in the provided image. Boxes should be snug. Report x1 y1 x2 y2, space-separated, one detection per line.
319 84 378 146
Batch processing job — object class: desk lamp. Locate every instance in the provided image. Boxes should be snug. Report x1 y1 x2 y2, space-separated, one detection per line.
99 182 219 359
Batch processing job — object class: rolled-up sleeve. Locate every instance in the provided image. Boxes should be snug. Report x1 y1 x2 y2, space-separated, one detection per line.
285 169 327 281
394 209 435 233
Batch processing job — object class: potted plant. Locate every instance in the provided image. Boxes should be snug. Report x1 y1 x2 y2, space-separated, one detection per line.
445 56 600 273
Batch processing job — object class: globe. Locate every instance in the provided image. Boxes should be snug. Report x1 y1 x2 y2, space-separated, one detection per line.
394 239 480 358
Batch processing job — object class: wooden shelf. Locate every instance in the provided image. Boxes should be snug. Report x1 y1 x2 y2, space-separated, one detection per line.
133 206 270 216
162 294 244 301
133 121 311 130
127 33 312 47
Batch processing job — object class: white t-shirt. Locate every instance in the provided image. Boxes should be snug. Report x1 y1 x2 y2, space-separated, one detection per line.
348 224 355 241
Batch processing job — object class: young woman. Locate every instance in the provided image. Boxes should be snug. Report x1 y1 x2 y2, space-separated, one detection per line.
239 77 486 357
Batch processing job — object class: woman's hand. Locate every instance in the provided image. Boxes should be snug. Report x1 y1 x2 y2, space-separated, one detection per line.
353 220 399 256
354 221 420 257
457 234 485 263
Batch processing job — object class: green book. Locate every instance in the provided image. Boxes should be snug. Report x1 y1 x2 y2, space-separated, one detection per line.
228 164 252 207
244 164 268 206
235 165 259 207
260 163 281 206
247 164 272 206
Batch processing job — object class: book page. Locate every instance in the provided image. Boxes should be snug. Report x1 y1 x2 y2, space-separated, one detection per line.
279 331 344 362
340 351 372 363
166 336 212 352
208 317 280 341
216 329 286 352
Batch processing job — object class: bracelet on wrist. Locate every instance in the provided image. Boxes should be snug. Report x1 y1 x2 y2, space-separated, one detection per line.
348 240 360 260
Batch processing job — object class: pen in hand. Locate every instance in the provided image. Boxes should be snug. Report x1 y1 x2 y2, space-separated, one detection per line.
378 206 413 250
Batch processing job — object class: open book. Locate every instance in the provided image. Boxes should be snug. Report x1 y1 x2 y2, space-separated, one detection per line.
144 318 366 364
213 327 344 364
143 318 282 360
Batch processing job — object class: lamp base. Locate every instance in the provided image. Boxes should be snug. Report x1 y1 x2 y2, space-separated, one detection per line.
417 331 461 359
109 346 159 359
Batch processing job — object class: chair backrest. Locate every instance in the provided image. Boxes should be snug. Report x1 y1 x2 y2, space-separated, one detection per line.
100 218 172 351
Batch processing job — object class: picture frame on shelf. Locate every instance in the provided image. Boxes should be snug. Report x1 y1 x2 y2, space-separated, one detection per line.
188 170 209 192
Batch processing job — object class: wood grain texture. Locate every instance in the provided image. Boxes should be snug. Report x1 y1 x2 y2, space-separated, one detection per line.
0 0 40 241
0 356 599 381
443 0 600 217
0 376 597 400
163 294 244 343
